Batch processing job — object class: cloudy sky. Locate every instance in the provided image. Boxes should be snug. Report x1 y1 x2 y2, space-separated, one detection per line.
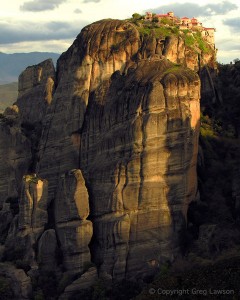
1 0 240 63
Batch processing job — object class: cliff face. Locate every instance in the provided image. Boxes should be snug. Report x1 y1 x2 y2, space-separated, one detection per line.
17 59 56 123
0 60 55 208
36 19 201 280
0 109 31 209
80 60 200 280
0 18 215 297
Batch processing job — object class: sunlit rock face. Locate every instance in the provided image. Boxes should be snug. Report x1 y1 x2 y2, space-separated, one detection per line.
0 18 205 284
80 59 200 279
34 19 201 279
18 175 48 231
17 59 56 123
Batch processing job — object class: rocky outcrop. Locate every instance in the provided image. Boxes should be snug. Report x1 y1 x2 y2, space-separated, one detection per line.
0 18 211 294
4 175 49 266
55 169 93 274
55 169 89 223
60 267 98 300
0 113 31 208
80 59 200 279
163 35 215 71
38 229 58 271
0 203 13 243
19 174 48 230
33 19 201 280
0 59 55 209
17 59 56 123
0 263 32 299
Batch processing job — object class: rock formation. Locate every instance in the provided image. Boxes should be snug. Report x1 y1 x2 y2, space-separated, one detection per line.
0 109 31 208
34 19 202 280
38 229 58 271
0 263 32 299
55 169 93 274
4 175 49 267
17 59 56 123
0 18 218 297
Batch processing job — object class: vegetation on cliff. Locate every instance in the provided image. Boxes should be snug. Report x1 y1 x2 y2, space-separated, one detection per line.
129 13 213 54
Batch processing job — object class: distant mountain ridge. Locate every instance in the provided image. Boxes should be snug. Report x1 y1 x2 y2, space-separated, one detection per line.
0 52 60 84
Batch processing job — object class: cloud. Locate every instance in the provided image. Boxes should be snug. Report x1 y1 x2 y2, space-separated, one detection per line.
83 0 101 3
0 40 72 54
0 20 87 44
46 21 72 31
20 0 67 12
74 8 82 14
223 18 240 32
216 38 240 51
147 1 237 18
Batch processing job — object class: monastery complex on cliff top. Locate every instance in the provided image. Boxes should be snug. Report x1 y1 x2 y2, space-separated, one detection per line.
145 11 215 45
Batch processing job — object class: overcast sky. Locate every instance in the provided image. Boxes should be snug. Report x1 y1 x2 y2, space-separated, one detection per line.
1 0 240 63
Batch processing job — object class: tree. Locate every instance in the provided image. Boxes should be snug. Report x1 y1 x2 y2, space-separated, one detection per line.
152 16 159 23
132 13 142 20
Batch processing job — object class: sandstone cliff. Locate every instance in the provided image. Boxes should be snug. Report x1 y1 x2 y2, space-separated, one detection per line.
17 59 56 123
0 18 217 298
36 19 201 282
0 107 31 209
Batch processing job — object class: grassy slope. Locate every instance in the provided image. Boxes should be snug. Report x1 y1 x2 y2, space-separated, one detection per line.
0 82 18 112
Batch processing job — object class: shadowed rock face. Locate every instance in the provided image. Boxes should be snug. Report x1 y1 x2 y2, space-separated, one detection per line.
0 18 208 290
0 115 31 208
55 169 93 274
0 59 55 208
3 175 49 268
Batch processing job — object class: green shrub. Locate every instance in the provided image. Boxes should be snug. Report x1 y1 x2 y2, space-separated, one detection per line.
171 26 180 35
184 33 195 47
160 18 172 25
194 31 211 53
138 27 151 37
152 16 159 23
153 26 172 38
132 13 142 20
